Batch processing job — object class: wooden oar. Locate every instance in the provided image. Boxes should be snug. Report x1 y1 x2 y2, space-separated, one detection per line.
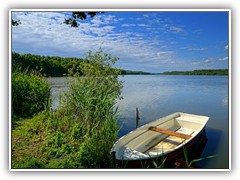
149 126 192 140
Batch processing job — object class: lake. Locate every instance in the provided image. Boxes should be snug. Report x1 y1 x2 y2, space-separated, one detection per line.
46 75 229 169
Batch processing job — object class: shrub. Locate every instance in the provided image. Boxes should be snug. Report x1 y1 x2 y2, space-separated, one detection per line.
12 70 51 118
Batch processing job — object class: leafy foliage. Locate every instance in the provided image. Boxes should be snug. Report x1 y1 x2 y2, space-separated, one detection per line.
12 70 51 118
12 19 21 26
64 12 103 27
58 49 122 167
12 52 84 77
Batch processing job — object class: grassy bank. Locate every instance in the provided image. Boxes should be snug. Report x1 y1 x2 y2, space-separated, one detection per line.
11 50 123 168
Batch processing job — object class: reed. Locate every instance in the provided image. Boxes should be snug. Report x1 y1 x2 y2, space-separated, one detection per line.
182 145 216 168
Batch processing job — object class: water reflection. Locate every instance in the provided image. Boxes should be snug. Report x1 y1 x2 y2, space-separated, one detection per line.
197 127 223 168
118 77 174 120
221 96 228 107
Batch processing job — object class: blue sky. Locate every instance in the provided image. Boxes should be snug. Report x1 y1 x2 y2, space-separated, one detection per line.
11 11 229 73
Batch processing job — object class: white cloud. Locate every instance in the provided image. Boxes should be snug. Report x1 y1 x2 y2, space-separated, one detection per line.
182 46 206 51
204 58 214 63
218 56 228 61
121 23 135 27
169 26 184 33
90 14 119 27
156 51 174 57
138 24 150 27
224 45 228 50
204 56 228 63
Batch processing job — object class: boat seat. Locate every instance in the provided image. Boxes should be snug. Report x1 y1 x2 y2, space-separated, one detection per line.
149 126 192 139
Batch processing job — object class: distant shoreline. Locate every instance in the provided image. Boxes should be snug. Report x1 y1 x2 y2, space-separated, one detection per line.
122 69 228 76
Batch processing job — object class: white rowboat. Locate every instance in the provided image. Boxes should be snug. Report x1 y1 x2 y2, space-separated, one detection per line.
111 112 209 168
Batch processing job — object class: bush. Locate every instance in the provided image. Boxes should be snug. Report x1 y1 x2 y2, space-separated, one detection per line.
12 70 51 117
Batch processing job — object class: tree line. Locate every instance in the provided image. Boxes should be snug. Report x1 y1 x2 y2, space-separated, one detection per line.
120 69 151 75
12 52 152 76
162 69 228 75
12 52 85 77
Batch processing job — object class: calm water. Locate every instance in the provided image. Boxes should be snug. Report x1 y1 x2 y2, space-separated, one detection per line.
46 75 229 169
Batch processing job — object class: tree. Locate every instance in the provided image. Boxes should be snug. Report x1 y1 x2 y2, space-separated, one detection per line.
12 19 21 26
64 12 103 27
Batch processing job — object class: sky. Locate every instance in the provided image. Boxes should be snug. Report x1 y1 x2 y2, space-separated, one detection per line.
11 10 229 73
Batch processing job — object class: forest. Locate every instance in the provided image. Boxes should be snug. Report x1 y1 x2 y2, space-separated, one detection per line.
12 52 84 77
